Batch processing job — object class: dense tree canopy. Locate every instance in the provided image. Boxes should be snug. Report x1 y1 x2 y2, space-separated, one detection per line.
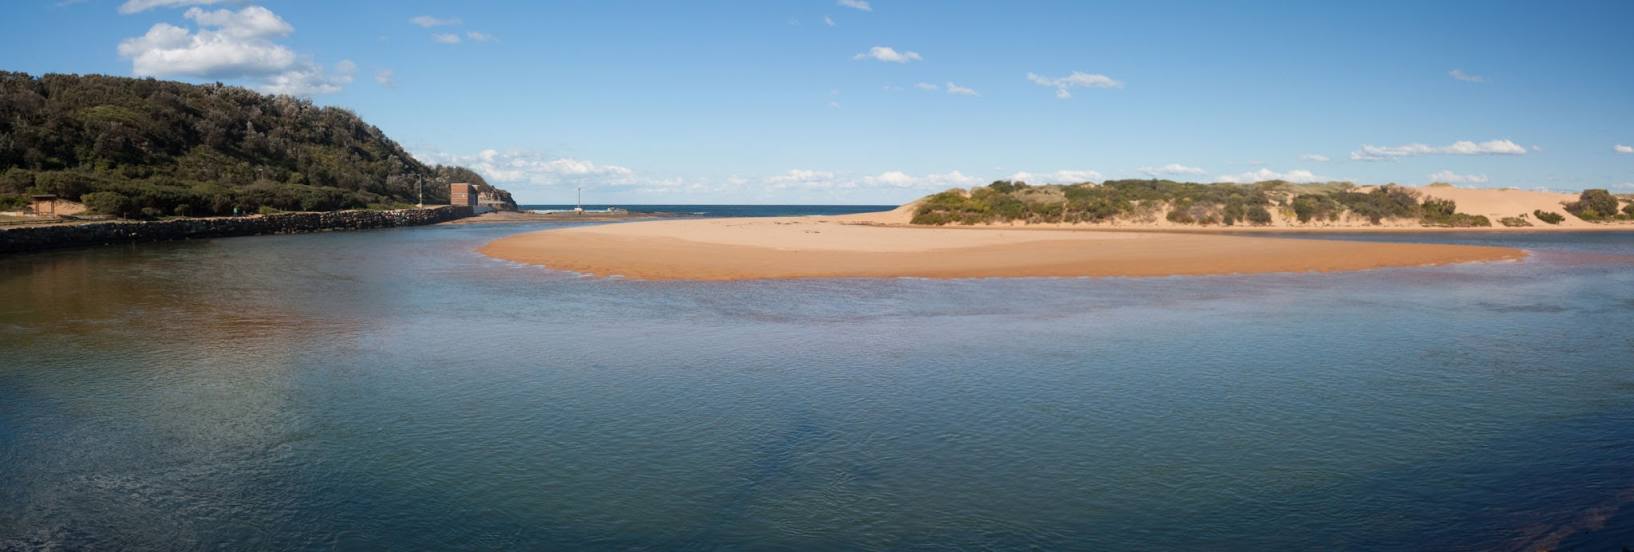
0 72 513 216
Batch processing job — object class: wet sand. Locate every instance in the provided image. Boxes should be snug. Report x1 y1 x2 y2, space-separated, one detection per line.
479 215 1528 280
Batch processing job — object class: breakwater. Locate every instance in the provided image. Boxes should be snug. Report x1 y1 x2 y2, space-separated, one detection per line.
0 205 473 255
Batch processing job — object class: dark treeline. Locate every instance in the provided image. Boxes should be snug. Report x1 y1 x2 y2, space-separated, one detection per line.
0 71 513 217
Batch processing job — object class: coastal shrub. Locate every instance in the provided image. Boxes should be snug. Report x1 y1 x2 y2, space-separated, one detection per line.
1417 197 1490 227
81 191 134 217
1533 210 1565 224
1565 189 1619 221
1291 194 1342 223
1333 185 1420 223
1245 205 1273 225
0 194 27 211
1421 197 1457 220
1499 216 1532 227
173 204 193 217
1624 203 1634 217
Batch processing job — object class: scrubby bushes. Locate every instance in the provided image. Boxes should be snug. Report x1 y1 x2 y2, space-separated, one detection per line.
82 191 135 217
1533 210 1565 224
912 180 1500 228
1419 197 1492 227
1499 216 1531 227
1565 189 1621 221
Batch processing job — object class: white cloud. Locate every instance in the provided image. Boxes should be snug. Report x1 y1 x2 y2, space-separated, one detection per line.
1350 139 1527 161
1615 144 1634 154
432 33 461 44
944 82 979 96
1428 170 1489 184
823 15 835 26
763 169 977 191
1300 154 1330 162
1139 163 1206 177
260 59 355 96
837 0 871 12
1026 71 1122 99
913 82 939 91
827 100 841 109
1006 170 1103 184
117 0 224 15
374 68 394 87
1216 168 1324 183
1449 69 1485 83
417 150 638 189
117 6 349 96
854 46 921 63
767 169 837 186
465 31 495 42
410 15 461 28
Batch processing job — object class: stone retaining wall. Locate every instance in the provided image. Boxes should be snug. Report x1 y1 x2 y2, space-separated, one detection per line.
0 206 473 255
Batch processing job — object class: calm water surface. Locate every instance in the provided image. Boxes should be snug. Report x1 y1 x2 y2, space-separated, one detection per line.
3 218 1633 550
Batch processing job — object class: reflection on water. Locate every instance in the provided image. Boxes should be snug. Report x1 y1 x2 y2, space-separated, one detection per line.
3 224 1634 550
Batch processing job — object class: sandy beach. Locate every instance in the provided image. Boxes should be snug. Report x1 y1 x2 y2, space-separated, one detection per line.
480 211 1528 280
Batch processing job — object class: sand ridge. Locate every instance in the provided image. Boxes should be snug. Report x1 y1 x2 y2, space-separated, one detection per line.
480 214 1528 281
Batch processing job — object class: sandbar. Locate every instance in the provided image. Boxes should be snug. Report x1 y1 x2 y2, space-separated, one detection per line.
479 214 1528 281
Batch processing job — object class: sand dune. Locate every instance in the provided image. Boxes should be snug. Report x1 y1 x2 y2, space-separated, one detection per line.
481 215 1526 281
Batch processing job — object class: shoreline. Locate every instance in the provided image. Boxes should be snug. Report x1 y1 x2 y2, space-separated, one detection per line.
479 215 1530 281
0 206 474 255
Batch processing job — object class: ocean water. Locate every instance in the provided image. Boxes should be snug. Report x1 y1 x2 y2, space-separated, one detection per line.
2 216 1633 550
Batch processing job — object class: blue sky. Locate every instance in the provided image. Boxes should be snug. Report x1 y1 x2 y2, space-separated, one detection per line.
3 0 1632 204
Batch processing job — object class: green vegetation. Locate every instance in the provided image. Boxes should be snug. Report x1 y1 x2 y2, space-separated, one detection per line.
1564 189 1626 222
0 72 514 217
1498 216 1531 227
1533 210 1565 225
913 179 1494 227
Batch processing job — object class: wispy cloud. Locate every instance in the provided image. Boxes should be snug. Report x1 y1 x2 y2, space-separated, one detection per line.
1428 170 1488 184
410 15 461 28
1615 144 1634 154
1216 168 1325 183
1449 69 1485 83
1026 71 1122 99
465 31 495 42
1350 139 1527 161
432 33 461 44
763 169 977 191
912 82 978 96
823 15 835 26
837 0 871 12
416 149 637 189
1139 163 1206 177
854 46 920 63
374 68 394 87
1300 154 1330 162
944 82 979 96
117 0 224 15
1007 170 1103 184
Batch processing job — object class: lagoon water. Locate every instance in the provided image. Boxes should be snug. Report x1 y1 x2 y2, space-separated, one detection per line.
3 215 1633 550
